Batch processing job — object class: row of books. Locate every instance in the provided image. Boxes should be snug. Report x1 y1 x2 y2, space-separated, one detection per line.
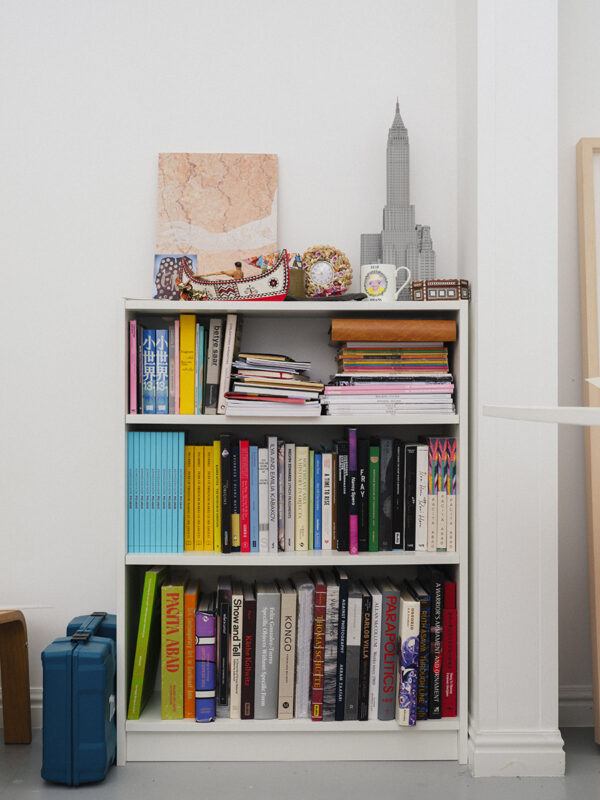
127 430 458 553
127 566 457 724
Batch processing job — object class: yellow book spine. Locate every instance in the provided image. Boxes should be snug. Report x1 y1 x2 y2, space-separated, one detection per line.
179 315 196 415
204 447 214 551
193 446 204 550
183 446 194 551
213 440 222 552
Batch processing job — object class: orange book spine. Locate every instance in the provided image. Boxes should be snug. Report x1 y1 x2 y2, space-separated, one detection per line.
184 579 200 718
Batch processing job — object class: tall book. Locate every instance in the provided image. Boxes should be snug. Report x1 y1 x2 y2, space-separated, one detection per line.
344 581 362 720
249 445 259 552
129 320 137 414
446 438 457 553
127 566 167 720
403 443 418 552
293 572 314 719
278 440 286 551
310 571 327 721
379 438 394 550
173 319 180 414
167 321 175 414
205 317 224 414
321 453 333 550
161 573 187 719
229 580 244 719
408 579 431 721
183 445 194 551
195 593 217 722
136 322 144 414
155 328 169 414
220 435 232 553
334 568 349 720
258 447 269 552
203 445 214 551
392 439 405 549
277 580 297 720
415 444 429 552
396 582 420 726
284 443 296 551
313 452 322 550
179 314 196 415
254 581 281 720
194 323 205 414
348 428 359 554
335 441 349 551
216 577 232 718
239 440 250 552
213 439 222 552
377 578 400 721
193 446 204 551
231 443 241 551
418 567 444 718
441 579 457 717
427 438 439 552
241 584 256 719
323 572 340 721
295 446 309 550
331 452 338 550
364 579 382 721
217 314 239 414
267 436 278 552
357 439 369 552
368 443 380 552
308 449 314 550
183 579 200 718
142 328 156 413
357 582 372 721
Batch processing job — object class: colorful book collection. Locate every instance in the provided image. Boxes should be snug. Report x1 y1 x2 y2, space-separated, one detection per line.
127 566 457 725
127 430 458 554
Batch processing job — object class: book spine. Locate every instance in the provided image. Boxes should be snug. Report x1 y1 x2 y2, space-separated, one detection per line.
295 446 309 550
415 444 429 551
331 453 338 549
231 445 240 551
174 319 180 414
321 453 333 550
155 329 169 414
137 323 144 414
357 591 372 721
239 440 250 552
308 450 314 550
437 438 448 551
267 436 278 552
255 592 281 719
220 435 232 553
179 315 196 415
344 590 361 720
184 584 199 718
403 444 418 552
277 441 286 551
258 448 269 552
313 453 322 550
217 314 237 414
229 586 243 719
368 445 380 552
336 442 349 551
161 583 184 719
348 428 359 554
428 576 444 718
392 439 404 548
127 569 157 719
368 591 382 720
213 440 222 552
249 445 259 552
204 445 214 551
129 320 137 414
294 583 314 719
216 585 231 716
168 322 175 414
441 582 457 717
310 581 327 720
379 438 393 550
195 610 217 722
196 324 206 414
378 589 400 720
415 594 431 720
322 584 339 721
132 432 139 552
241 598 256 719
397 596 420 726
357 440 369 551
284 443 295 551
193 446 204 550
335 576 349 720
142 329 157 413
127 432 134 552
177 432 184 552
427 438 439 552
278 590 297 719
446 438 457 553
205 317 224 414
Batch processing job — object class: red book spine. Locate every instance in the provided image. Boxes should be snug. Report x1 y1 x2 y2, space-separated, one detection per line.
310 580 327 720
441 581 457 717
240 440 250 552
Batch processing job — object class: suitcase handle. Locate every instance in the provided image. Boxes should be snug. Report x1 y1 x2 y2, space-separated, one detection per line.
70 612 108 643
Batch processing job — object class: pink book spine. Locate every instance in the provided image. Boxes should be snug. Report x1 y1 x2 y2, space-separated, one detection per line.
348 427 359 554
174 319 180 414
129 320 137 414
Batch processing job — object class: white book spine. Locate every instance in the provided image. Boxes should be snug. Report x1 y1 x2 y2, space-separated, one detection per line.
278 588 297 719
447 493 456 553
321 453 332 550
437 483 447 552
284 443 295 551
267 436 278 552
368 588 382 720
294 446 309 550
217 314 237 415
415 445 428 551
229 585 243 719
258 448 269 552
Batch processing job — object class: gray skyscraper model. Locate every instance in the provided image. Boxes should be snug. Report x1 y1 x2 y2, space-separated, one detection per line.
361 101 436 299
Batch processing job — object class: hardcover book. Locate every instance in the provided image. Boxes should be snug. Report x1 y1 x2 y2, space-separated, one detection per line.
278 440 286 551
446 438 457 553
427 438 439 552
379 438 394 550
403 443 418 551
323 572 340 721
193 446 204 551
396 582 420 726
267 436 278 552
183 446 194 552
155 328 169 414
203 445 214 551
142 328 157 413
321 453 333 550
368 444 380 552
418 567 445 718
167 321 175 414
229 580 244 719
254 581 281 720
344 581 363 720
161 573 187 719
310 571 327 720
357 439 369 552
295 446 309 550
179 315 196 415
335 441 349 552
216 576 232 717
437 438 448 551
284 443 296 551
217 314 239 414
313 452 323 550
129 320 137 414
334 568 349 720
241 584 256 719
239 440 250 552
415 444 429 551
308 449 314 550
357 582 372 721
364 579 382 721
184 579 200 718
220 435 233 553
205 317 224 414
213 439 222 552
258 447 269 552
249 445 259 552
277 580 297 719
293 572 314 719
441 580 457 717
377 578 400 721
348 428 359 554
392 439 405 548
195 593 217 722
231 444 241 551
408 579 431 720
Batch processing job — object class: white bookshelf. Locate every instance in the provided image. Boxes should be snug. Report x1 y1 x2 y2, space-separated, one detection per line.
117 298 469 764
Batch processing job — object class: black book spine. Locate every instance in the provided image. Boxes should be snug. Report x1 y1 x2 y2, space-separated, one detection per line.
336 441 349 552
419 568 444 719
379 438 394 550
217 587 231 708
136 323 143 414
241 596 256 719
357 590 372 721
392 439 405 549
231 445 240 552
357 439 369 551
220 435 232 553
335 574 349 720
403 444 418 551
416 593 431 721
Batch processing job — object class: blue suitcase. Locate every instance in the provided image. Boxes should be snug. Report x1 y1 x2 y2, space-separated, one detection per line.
41 612 117 785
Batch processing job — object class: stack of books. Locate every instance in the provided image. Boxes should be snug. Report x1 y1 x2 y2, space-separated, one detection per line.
224 353 324 416
127 566 458 726
322 317 457 416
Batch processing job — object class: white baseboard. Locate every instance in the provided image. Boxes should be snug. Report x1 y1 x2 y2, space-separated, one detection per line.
0 687 42 730
468 718 565 777
559 684 594 728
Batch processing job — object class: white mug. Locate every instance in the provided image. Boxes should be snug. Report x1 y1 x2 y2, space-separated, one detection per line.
361 263 411 301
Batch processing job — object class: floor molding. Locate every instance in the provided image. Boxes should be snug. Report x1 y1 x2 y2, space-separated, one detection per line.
468 718 565 777
559 684 594 728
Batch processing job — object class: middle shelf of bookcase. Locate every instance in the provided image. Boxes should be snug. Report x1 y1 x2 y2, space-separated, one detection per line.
125 551 460 566
125 414 460 426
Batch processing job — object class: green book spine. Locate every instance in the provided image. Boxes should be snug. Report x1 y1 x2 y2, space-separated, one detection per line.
161 578 186 719
127 566 166 720
368 445 380 552
308 450 315 549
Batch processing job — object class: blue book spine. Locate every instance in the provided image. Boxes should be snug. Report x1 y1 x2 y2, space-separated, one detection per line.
195 662 216 722
168 432 175 553
142 329 156 413
159 432 166 553
250 446 259 552
127 432 134 552
177 432 185 552
155 329 169 414
141 432 149 552
314 453 323 549
150 431 157 553
195 325 205 415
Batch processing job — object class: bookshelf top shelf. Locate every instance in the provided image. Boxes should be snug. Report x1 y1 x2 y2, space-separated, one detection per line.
125 413 459 427
125 299 468 317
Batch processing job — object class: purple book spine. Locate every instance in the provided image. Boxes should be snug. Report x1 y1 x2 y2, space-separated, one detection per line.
348 427 359 554
195 610 217 722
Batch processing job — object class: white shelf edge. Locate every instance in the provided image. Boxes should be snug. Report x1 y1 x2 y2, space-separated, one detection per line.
125 298 467 314
483 404 600 426
126 413 459 426
125 551 460 566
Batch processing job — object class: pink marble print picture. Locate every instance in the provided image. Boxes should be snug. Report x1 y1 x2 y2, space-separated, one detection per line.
156 153 278 275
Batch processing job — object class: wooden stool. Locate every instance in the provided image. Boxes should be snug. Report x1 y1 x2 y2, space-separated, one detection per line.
0 610 32 744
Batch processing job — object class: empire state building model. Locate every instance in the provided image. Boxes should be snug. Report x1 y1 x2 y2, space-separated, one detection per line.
361 101 436 298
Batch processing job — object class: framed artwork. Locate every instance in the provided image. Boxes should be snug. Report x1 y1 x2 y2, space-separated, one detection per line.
577 137 600 742
156 153 278 276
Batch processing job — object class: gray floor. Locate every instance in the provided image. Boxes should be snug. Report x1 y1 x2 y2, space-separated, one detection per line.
0 729 599 799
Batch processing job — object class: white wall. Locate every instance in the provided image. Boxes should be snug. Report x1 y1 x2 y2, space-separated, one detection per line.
557 0 598 724
0 0 458 708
